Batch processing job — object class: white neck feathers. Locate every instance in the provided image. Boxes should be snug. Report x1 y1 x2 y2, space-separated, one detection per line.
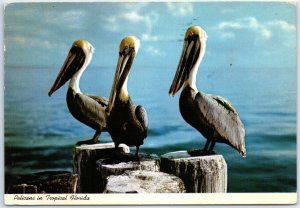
186 41 206 92
119 77 129 101
69 53 92 94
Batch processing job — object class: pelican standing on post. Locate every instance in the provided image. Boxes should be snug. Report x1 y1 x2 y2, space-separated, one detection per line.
106 36 148 158
169 26 246 157
48 39 108 145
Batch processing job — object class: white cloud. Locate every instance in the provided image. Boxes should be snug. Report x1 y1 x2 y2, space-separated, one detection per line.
217 17 272 40
6 35 67 51
122 11 153 31
220 32 235 40
141 33 161 42
243 17 272 39
166 2 193 17
218 22 242 30
268 20 296 32
122 11 144 23
146 46 165 56
61 10 86 22
217 17 296 42
100 10 158 34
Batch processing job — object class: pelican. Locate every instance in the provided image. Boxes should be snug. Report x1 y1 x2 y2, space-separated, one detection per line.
48 39 108 145
106 36 148 157
169 26 246 157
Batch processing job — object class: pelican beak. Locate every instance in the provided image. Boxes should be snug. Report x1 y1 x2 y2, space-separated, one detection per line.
169 34 201 96
107 47 135 114
48 45 85 96
107 36 139 114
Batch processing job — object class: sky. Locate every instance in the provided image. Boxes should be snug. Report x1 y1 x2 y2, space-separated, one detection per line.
4 1 296 69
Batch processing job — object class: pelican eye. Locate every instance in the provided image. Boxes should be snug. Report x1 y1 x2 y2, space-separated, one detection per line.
120 45 132 56
185 34 198 42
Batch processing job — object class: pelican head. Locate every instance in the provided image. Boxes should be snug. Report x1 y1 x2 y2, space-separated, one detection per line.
48 39 94 96
107 36 140 114
169 26 207 96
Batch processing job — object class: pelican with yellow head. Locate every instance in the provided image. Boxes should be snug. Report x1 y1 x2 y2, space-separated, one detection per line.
107 36 148 158
169 26 246 157
48 39 108 145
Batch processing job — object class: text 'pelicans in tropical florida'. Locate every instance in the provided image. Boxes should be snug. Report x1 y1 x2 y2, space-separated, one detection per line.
169 26 246 157
48 40 108 146
106 36 148 158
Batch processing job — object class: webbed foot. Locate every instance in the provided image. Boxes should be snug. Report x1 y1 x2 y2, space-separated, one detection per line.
75 131 101 146
76 138 98 146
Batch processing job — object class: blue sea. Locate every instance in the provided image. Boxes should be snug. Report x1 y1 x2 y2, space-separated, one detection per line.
4 65 296 192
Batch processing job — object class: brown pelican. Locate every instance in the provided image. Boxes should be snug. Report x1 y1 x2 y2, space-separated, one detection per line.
106 36 148 157
169 26 246 157
48 39 108 145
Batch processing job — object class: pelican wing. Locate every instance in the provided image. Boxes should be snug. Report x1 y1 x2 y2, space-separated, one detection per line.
210 94 237 115
195 92 246 156
74 93 107 130
135 105 148 137
85 94 109 107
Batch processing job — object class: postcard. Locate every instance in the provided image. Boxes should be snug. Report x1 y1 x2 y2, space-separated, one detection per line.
3 0 297 205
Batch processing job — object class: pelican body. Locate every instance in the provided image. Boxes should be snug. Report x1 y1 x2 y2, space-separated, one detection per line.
107 36 148 156
48 40 108 145
169 26 246 157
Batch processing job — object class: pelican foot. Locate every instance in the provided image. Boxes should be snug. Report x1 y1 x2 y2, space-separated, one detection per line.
76 139 98 146
188 149 216 157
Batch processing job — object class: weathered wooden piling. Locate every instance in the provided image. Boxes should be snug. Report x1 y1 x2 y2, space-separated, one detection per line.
104 170 185 193
7 184 38 194
7 171 78 194
73 142 129 193
96 154 159 192
160 151 227 193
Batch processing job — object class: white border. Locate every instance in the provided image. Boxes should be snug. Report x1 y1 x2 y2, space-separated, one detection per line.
4 193 298 205
1 0 299 207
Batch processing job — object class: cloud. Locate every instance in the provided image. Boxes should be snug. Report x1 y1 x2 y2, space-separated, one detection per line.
122 11 153 31
217 17 296 42
100 10 158 34
166 2 193 17
217 17 272 40
218 22 242 30
141 33 161 42
268 20 296 32
220 32 235 40
145 46 165 56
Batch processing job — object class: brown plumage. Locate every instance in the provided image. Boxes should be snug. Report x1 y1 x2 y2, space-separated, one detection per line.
169 26 246 157
48 40 108 145
106 36 148 156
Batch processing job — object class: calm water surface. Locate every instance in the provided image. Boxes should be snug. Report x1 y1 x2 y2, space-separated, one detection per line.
5 66 296 192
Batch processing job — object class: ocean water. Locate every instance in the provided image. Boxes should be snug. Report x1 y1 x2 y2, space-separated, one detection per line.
4 65 296 192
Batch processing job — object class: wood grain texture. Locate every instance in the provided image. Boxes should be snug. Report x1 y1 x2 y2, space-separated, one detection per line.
6 171 78 194
73 143 129 193
160 151 227 193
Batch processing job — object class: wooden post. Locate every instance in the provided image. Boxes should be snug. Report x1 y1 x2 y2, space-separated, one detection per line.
96 154 159 192
160 151 227 193
7 184 38 194
73 142 129 193
6 171 78 194
104 170 185 193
